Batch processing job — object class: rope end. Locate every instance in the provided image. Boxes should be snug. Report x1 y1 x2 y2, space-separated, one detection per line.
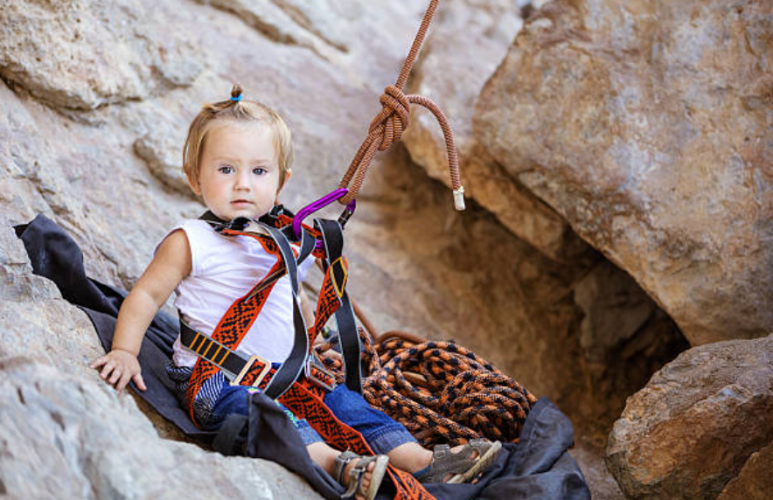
453 186 466 211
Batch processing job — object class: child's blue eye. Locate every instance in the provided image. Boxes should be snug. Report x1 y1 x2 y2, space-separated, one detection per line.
253 167 267 176
218 165 234 174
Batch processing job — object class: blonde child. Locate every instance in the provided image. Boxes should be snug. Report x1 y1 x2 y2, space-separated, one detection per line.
91 85 500 500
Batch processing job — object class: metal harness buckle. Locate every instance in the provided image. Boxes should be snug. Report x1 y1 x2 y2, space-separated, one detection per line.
231 355 271 387
305 353 337 391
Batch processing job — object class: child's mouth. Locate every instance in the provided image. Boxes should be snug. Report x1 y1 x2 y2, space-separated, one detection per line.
231 200 253 206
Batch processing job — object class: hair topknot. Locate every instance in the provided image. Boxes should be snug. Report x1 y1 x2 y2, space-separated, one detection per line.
230 84 243 102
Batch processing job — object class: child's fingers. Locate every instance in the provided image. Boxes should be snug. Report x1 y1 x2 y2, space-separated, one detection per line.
116 371 133 393
90 356 107 369
108 367 123 385
99 360 116 379
132 372 147 392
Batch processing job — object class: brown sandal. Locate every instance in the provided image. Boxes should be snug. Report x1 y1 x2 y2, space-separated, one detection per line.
333 451 390 500
415 439 502 484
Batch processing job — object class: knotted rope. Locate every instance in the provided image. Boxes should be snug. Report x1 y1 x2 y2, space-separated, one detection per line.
318 328 537 448
338 0 464 210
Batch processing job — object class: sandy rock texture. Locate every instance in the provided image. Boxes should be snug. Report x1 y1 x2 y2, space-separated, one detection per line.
607 334 773 499
0 0 201 110
475 0 773 346
717 441 773 500
0 359 320 500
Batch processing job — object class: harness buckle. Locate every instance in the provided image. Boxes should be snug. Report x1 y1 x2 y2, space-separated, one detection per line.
305 353 337 391
231 355 271 387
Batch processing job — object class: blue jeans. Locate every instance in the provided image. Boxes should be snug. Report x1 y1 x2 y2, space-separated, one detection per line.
206 380 416 455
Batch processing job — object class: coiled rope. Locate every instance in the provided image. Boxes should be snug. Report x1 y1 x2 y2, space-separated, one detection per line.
316 322 537 447
338 0 464 210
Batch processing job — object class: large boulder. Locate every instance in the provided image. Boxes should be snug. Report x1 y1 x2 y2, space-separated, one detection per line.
606 334 773 499
475 0 773 346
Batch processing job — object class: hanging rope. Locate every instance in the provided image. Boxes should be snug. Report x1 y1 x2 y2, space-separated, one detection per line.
338 0 465 211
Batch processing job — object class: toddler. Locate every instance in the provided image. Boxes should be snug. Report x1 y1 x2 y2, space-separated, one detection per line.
91 85 500 500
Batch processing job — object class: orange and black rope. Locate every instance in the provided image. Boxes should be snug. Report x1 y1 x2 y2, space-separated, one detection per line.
318 330 537 448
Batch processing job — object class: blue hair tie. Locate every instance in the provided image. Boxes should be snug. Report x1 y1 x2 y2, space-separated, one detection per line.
231 95 242 102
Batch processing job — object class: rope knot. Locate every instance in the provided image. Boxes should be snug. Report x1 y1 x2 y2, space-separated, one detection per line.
369 85 411 151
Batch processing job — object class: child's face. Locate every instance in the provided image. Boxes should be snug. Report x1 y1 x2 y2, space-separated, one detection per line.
190 121 289 221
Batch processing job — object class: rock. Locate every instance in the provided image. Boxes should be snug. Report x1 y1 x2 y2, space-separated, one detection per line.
570 445 625 500
0 358 321 500
606 334 773 499
476 0 773 345
0 0 201 110
133 132 191 195
574 260 656 363
717 442 773 500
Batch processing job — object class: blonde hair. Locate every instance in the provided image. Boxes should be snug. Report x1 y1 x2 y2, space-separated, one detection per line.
183 84 294 190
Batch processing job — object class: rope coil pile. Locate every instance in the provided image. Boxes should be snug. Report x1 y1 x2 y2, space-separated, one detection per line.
319 329 537 448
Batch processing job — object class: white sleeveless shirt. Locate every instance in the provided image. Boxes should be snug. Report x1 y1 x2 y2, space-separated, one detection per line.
157 220 313 368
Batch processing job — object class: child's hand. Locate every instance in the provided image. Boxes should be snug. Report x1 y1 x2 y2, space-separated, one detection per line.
90 350 147 394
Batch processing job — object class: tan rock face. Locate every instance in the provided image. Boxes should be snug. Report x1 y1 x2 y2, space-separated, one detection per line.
476 0 773 346
0 0 201 110
606 334 773 499
0 359 321 500
718 442 773 500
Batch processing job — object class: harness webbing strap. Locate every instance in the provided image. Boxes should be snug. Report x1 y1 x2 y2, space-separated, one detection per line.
261 224 308 399
278 381 431 500
180 321 257 379
318 219 362 394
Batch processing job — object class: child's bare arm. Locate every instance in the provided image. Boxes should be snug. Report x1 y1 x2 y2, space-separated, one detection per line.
90 230 192 393
299 286 316 330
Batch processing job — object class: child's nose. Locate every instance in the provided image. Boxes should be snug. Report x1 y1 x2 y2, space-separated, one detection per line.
234 170 251 190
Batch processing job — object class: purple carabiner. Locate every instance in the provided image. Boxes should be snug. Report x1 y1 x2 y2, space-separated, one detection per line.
292 188 349 239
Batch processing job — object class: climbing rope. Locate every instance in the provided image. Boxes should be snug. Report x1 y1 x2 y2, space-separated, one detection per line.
314 315 537 447
314 0 536 448
338 0 465 211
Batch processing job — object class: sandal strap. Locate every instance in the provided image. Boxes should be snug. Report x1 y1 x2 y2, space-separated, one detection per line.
333 451 361 486
417 439 495 483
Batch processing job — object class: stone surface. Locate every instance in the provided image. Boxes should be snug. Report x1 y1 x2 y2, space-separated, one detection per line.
574 260 656 363
476 0 773 346
606 334 773 499
0 0 201 110
570 445 625 500
0 358 321 500
717 441 773 500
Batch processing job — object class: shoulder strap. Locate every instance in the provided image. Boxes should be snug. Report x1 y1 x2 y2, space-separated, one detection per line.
316 219 363 394
260 223 309 399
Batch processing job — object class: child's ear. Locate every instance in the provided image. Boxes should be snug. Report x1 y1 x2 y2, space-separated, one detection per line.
278 169 292 193
186 168 202 195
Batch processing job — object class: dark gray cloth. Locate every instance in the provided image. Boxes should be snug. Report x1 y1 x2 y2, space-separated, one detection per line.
16 214 590 500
